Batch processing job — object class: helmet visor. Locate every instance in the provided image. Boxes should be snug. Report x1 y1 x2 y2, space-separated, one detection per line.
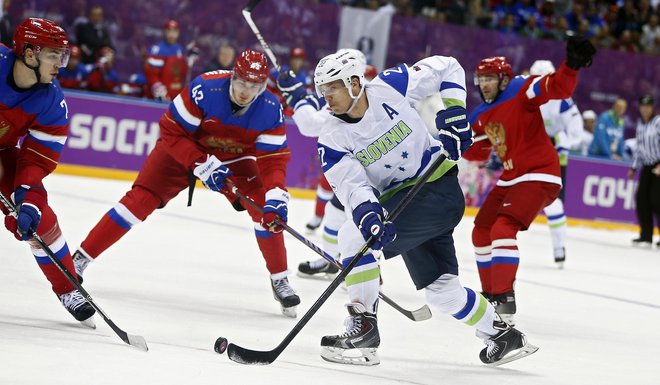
37 46 71 68
230 74 266 105
316 81 344 98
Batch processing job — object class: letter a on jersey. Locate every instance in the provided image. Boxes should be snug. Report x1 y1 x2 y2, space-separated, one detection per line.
382 103 399 120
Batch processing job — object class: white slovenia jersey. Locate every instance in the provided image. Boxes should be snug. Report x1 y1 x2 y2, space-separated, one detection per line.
301 56 466 212
540 97 584 151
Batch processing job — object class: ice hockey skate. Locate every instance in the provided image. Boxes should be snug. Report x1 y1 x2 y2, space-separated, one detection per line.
271 277 300 318
297 257 339 280
479 315 538 366
72 250 92 283
59 289 96 328
305 215 323 233
554 247 566 269
320 303 380 366
491 291 516 326
632 238 652 249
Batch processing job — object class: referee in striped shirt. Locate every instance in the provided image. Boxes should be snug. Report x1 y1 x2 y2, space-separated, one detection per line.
628 95 660 248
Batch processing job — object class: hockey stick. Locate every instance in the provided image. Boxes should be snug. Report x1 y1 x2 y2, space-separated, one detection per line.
228 185 432 322
227 154 448 365
0 192 148 352
242 0 281 72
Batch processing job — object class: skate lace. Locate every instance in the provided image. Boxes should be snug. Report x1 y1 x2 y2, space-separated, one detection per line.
485 339 500 358
272 278 296 298
309 258 330 270
60 290 87 311
73 252 90 273
340 315 363 338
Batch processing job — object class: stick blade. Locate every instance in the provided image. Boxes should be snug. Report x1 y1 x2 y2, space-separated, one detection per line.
227 343 279 365
126 334 149 352
410 305 432 321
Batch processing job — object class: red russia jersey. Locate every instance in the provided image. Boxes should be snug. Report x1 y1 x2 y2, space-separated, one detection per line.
145 42 188 100
0 45 69 188
160 71 289 190
465 63 579 187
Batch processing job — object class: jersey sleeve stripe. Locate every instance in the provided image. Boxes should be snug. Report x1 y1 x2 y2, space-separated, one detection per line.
439 81 465 91
559 99 573 112
441 97 466 108
147 57 165 67
27 129 67 144
525 77 542 99
170 94 201 131
256 142 288 152
26 132 65 153
256 133 286 146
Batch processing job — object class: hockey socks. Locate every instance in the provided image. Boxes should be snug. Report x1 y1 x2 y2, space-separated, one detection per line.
343 253 380 314
80 203 143 258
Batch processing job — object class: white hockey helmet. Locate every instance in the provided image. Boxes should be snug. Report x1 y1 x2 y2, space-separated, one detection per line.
529 60 555 76
314 50 365 100
336 48 367 67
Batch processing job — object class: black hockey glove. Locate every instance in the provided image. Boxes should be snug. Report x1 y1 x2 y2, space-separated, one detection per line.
565 34 596 70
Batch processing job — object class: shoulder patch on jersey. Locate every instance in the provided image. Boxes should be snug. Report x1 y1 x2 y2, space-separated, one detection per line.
377 64 409 97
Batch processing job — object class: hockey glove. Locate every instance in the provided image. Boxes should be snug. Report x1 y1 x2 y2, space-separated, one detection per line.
193 154 233 192
152 82 169 102
565 34 596 70
352 201 396 250
277 71 308 108
262 187 290 233
436 106 473 161
4 185 47 241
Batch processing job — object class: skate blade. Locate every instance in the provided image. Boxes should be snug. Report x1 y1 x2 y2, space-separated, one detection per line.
555 261 565 270
296 271 337 281
281 306 297 318
79 317 96 329
486 343 539 367
320 346 380 366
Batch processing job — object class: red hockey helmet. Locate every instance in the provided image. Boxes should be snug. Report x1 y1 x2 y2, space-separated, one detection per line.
233 49 269 83
290 47 305 59
163 20 180 30
474 56 513 85
13 18 69 56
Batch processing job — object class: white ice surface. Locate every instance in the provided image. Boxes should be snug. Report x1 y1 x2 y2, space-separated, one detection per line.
1 174 658 385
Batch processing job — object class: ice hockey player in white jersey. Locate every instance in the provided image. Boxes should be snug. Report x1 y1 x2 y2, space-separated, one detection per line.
529 60 585 268
279 48 376 280
289 50 538 366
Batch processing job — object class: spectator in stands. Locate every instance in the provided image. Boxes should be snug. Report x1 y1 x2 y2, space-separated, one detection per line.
612 29 640 53
641 14 660 54
588 99 627 160
144 19 198 102
520 15 545 39
577 110 597 155
0 0 12 47
76 5 113 64
204 43 235 72
87 46 119 94
628 95 660 248
58 45 90 90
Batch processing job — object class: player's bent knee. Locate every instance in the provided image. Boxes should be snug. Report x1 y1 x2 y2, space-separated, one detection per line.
119 186 162 221
490 215 523 241
424 274 466 314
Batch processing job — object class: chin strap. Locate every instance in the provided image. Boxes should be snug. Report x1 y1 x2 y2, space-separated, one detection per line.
345 82 366 115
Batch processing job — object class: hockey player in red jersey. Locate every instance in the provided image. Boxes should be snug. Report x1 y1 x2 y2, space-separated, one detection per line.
464 36 596 326
144 20 198 102
0 18 95 327
72 50 302 317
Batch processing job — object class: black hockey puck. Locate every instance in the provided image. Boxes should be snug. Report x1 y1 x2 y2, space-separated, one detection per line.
214 337 228 354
